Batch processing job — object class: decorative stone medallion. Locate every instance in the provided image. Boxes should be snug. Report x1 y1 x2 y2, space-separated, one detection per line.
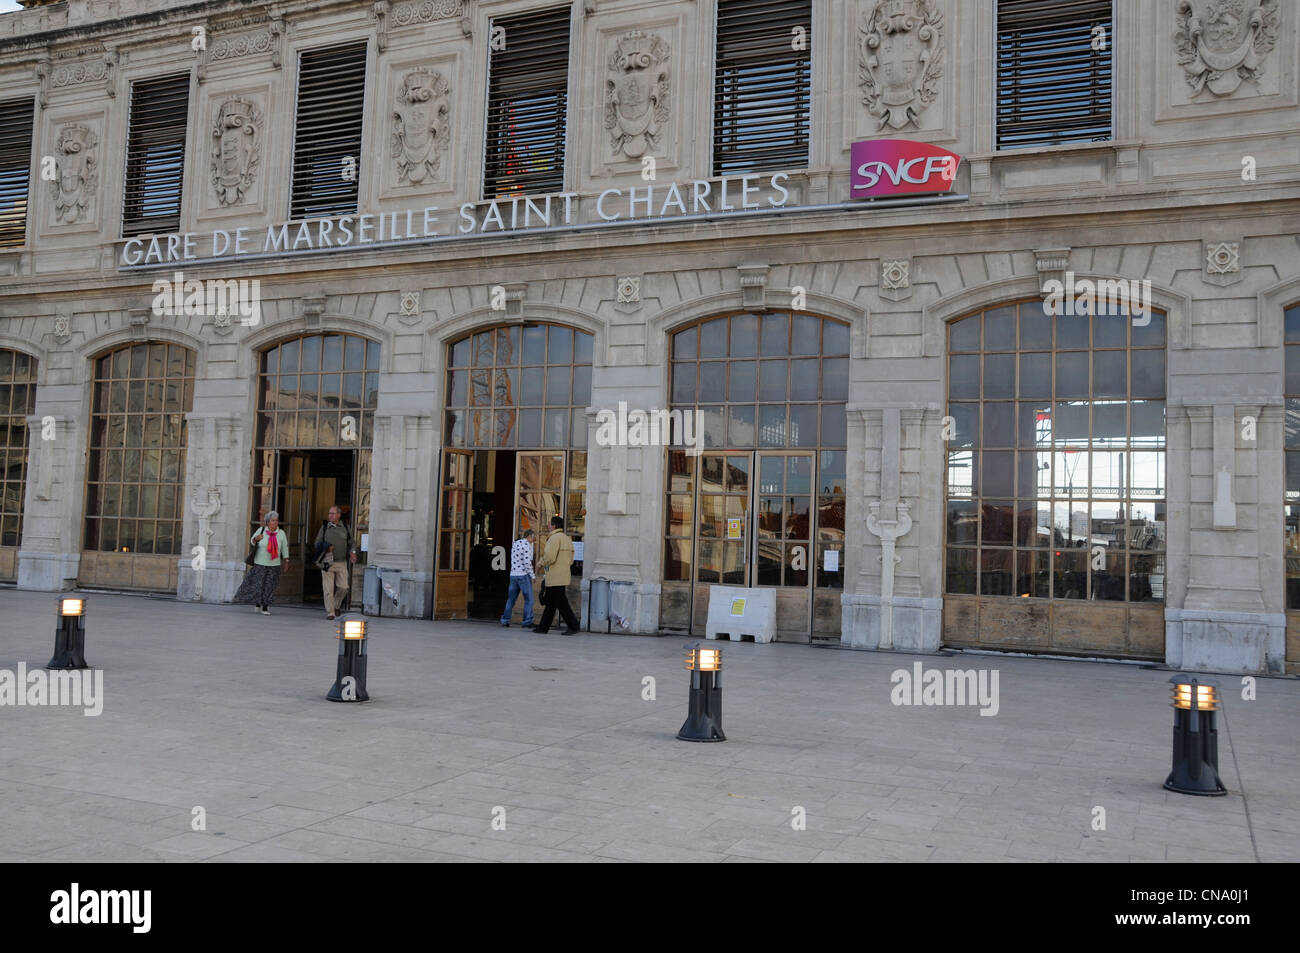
859 0 945 130
1175 0 1281 98
605 31 670 160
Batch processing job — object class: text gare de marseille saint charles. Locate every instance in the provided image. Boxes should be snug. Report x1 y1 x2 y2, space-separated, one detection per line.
119 172 794 267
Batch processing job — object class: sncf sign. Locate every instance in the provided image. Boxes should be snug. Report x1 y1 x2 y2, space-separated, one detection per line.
851 139 962 199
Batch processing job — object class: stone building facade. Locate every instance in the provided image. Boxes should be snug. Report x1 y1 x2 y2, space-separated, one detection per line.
0 0 1297 674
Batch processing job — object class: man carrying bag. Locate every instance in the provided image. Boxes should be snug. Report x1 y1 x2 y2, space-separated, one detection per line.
314 505 357 621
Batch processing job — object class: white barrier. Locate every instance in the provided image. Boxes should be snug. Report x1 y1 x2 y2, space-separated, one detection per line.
704 586 776 644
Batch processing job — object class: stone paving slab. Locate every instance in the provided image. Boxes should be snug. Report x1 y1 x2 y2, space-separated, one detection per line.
1 588 1296 863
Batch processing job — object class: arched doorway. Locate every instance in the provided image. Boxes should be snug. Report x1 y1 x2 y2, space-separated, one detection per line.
660 311 849 642
0 348 36 581
943 298 1166 656
436 322 592 620
80 341 195 590
250 332 379 606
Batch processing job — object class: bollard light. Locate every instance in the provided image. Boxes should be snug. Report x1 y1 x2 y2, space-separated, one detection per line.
326 615 369 702
47 595 89 670
1163 675 1226 797
676 641 725 743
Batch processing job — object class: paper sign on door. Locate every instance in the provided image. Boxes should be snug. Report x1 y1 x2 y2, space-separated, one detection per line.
824 550 839 572
727 518 743 539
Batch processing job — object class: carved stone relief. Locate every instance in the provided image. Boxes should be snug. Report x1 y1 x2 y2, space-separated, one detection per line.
48 123 98 224
604 31 670 160
210 98 263 206
859 0 944 130
391 68 450 185
1175 0 1281 97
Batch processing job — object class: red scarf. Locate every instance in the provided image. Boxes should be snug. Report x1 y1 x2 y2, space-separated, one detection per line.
266 529 279 560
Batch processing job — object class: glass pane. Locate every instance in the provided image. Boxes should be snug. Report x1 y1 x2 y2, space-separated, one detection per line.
983 402 1015 448
572 365 592 406
758 405 786 447
1019 402 1052 448
1054 309 1088 349
946 547 976 593
822 358 848 401
790 405 818 447
821 405 846 447
699 363 726 403
671 364 696 404
788 455 812 495
792 315 820 355
522 326 546 364
1019 352 1051 397
950 315 980 352
546 367 570 404
1020 305 1052 349
1132 311 1165 348
673 327 697 360
522 367 545 405
1093 350 1126 399
1055 352 1088 398
1054 549 1087 599
1130 551 1164 602
981 499 1013 543
1093 309 1127 349
949 355 979 399
1016 549 1051 598
664 538 692 581
667 494 693 536
731 314 757 357
790 359 818 401
1131 349 1165 399
700 319 727 358
1131 400 1164 447
543 410 568 447
574 332 593 365
759 360 787 402
496 326 519 366
728 404 755 447
548 326 573 364
981 546 1012 595
758 456 782 493
947 450 974 497
1093 552 1126 601
700 406 727 448
761 313 789 356
984 305 1016 351
518 408 541 447
947 499 977 543
824 320 849 355
1093 401 1126 448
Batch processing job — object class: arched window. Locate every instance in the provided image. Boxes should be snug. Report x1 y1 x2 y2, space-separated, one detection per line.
435 323 592 620
662 311 849 640
250 332 379 603
82 342 195 590
944 298 1166 655
0 348 36 580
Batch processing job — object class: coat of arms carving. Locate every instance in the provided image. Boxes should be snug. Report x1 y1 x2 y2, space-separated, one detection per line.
1175 0 1281 97
210 98 263 206
391 68 451 185
48 124 98 224
859 0 944 130
605 31 670 160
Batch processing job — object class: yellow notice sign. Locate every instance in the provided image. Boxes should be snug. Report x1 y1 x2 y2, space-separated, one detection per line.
727 518 742 539
730 598 746 617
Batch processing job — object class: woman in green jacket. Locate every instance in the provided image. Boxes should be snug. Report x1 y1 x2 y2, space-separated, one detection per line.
233 510 290 615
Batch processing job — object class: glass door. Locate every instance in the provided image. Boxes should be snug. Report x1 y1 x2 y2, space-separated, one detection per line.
435 449 473 619
274 451 309 602
515 452 565 538
754 451 814 636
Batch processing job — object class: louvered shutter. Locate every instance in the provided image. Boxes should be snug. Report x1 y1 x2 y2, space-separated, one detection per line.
290 41 368 220
0 97 34 248
996 0 1113 150
122 74 190 237
713 0 811 176
483 6 571 198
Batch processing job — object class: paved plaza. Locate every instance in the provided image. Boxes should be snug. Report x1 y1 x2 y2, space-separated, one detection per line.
0 589 1296 863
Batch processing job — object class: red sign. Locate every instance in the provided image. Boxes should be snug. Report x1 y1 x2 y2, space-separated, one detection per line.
851 139 961 199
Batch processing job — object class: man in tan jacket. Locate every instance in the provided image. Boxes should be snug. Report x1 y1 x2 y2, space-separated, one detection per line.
531 515 580 635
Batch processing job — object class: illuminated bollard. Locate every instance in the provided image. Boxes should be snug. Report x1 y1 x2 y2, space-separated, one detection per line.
47 597 89 670
1163 675 1227 797
676 642 725 743
326 617 369 702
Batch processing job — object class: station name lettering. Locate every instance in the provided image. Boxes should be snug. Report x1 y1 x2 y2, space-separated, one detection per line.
121 173 792 267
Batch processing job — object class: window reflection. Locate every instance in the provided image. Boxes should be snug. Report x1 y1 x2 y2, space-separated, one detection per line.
946 301 1166 601
85 343 193 555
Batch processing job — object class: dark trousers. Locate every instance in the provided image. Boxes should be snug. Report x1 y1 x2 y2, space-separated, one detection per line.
536 585 579 632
